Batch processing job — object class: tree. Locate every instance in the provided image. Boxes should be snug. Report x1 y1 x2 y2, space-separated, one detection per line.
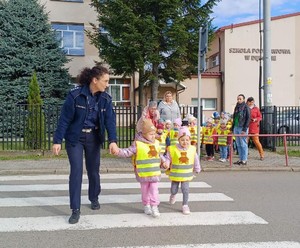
0 0 71 106
87 0 220 105
25 71 45 150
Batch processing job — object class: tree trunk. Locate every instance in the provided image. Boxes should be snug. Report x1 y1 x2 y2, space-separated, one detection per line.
151 63 159 101
138 68 144 107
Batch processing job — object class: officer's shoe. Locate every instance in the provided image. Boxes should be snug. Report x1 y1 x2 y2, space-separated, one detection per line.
91 200 100 210
69 209 80 224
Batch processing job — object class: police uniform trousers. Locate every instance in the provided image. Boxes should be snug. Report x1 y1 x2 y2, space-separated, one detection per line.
66 130 101 210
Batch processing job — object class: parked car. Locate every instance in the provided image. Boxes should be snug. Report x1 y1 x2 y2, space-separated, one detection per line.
276 110 300 135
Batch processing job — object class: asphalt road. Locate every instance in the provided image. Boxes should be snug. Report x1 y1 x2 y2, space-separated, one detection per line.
0 171 299 248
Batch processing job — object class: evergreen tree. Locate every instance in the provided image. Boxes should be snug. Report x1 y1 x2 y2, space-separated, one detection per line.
0 0 71 105
88 0 220 103
25 71 45 149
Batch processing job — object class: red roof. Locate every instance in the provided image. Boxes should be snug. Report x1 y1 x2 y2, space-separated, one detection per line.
217 11 300 32
191 72 221 78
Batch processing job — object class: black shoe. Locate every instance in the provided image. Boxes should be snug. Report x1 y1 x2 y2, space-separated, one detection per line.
91 200 100 210
233 160 241 165
240 161 247 165
69 209 80 224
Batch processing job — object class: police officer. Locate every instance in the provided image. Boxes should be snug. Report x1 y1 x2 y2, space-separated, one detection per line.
52 65 118 224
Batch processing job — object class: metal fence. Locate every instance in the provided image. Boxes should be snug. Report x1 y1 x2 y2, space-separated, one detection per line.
261 106 300 150
0 104 202 150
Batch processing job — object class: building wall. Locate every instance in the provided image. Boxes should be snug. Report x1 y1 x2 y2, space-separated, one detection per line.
208 13 300 113
41 0 100 76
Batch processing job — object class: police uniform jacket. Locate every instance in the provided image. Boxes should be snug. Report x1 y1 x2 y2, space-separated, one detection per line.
53 84 117 145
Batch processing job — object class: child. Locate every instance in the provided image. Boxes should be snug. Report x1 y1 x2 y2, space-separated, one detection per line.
156 122 167 155
188 115 199 146
169 118 182 146
214 119 231 162
116 119 168 218
165 126 201 215
201 118 215 161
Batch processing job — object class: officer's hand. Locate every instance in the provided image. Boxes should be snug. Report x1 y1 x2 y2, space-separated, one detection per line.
52 144 61 156
109 142 119 155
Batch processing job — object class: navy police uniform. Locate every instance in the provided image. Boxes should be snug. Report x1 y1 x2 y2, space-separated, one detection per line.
53 84 117 211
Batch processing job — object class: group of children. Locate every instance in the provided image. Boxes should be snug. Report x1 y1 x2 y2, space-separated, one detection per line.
114 112 232 218
201 114 233 162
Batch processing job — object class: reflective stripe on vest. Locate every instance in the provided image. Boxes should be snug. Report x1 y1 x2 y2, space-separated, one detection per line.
135 140 161 178
156 132 167 154
168 145 196 182
202 127 214 144
216 129 230 146
169 129 179 145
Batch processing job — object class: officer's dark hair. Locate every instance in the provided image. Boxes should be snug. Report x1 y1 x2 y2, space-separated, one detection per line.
77 65 109 86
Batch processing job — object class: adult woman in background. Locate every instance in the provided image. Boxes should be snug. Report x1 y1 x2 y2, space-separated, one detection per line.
246 97 264 160
157 91 180 122
136 101 160 133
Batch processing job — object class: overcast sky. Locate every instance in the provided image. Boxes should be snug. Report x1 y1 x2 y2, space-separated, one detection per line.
208 0 300 28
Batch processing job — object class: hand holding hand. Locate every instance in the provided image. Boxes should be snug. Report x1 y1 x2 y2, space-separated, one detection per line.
109 142 119 155
161 161 169 169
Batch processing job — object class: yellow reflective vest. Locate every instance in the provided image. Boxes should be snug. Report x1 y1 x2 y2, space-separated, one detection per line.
156 132 167 154
189 126 199 146
168 145 196 182
134 140 161 178
216 129 230 146
169 129 179 145
201 127 214 144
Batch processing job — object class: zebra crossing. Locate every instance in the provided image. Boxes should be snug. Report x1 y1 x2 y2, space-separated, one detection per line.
0 173 299 248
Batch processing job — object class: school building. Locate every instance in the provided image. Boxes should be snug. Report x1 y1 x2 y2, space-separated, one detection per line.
42 1 300 120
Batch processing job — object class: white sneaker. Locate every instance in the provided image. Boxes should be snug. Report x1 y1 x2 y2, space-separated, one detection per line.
219 158 226 163
182 205 190 215
151 206 160 218
144 205 152 215
169 194 176 205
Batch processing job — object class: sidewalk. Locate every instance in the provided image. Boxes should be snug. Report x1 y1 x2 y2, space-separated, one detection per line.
0 148 299 175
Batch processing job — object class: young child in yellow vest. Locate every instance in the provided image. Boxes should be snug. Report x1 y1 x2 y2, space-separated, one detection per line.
201 118 215 161
165 126 201 215
214 119 231 162
188 115 200 146
116 119 168 218
156 122 167 155
169 118 182 146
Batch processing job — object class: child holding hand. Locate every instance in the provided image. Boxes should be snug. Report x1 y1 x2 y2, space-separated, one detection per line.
165 126 201 215
116 119 168 218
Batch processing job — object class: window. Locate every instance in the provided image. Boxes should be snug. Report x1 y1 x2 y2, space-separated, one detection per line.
52 23 84 56
191 98 217 110
212 55 219 67
107 79 131 106
208 54 219 68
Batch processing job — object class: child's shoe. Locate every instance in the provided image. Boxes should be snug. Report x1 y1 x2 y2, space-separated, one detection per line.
182 205 190 215
144 205 152 215
169 194 176 205
151 206 160 218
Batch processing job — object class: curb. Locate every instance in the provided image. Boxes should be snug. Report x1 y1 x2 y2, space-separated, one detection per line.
0 166 298 176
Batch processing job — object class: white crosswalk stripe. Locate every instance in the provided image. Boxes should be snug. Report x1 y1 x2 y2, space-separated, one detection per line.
0 211 267 232
0 193 233 207
107 242 300 248
0 181 211 192
2 172 296 248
